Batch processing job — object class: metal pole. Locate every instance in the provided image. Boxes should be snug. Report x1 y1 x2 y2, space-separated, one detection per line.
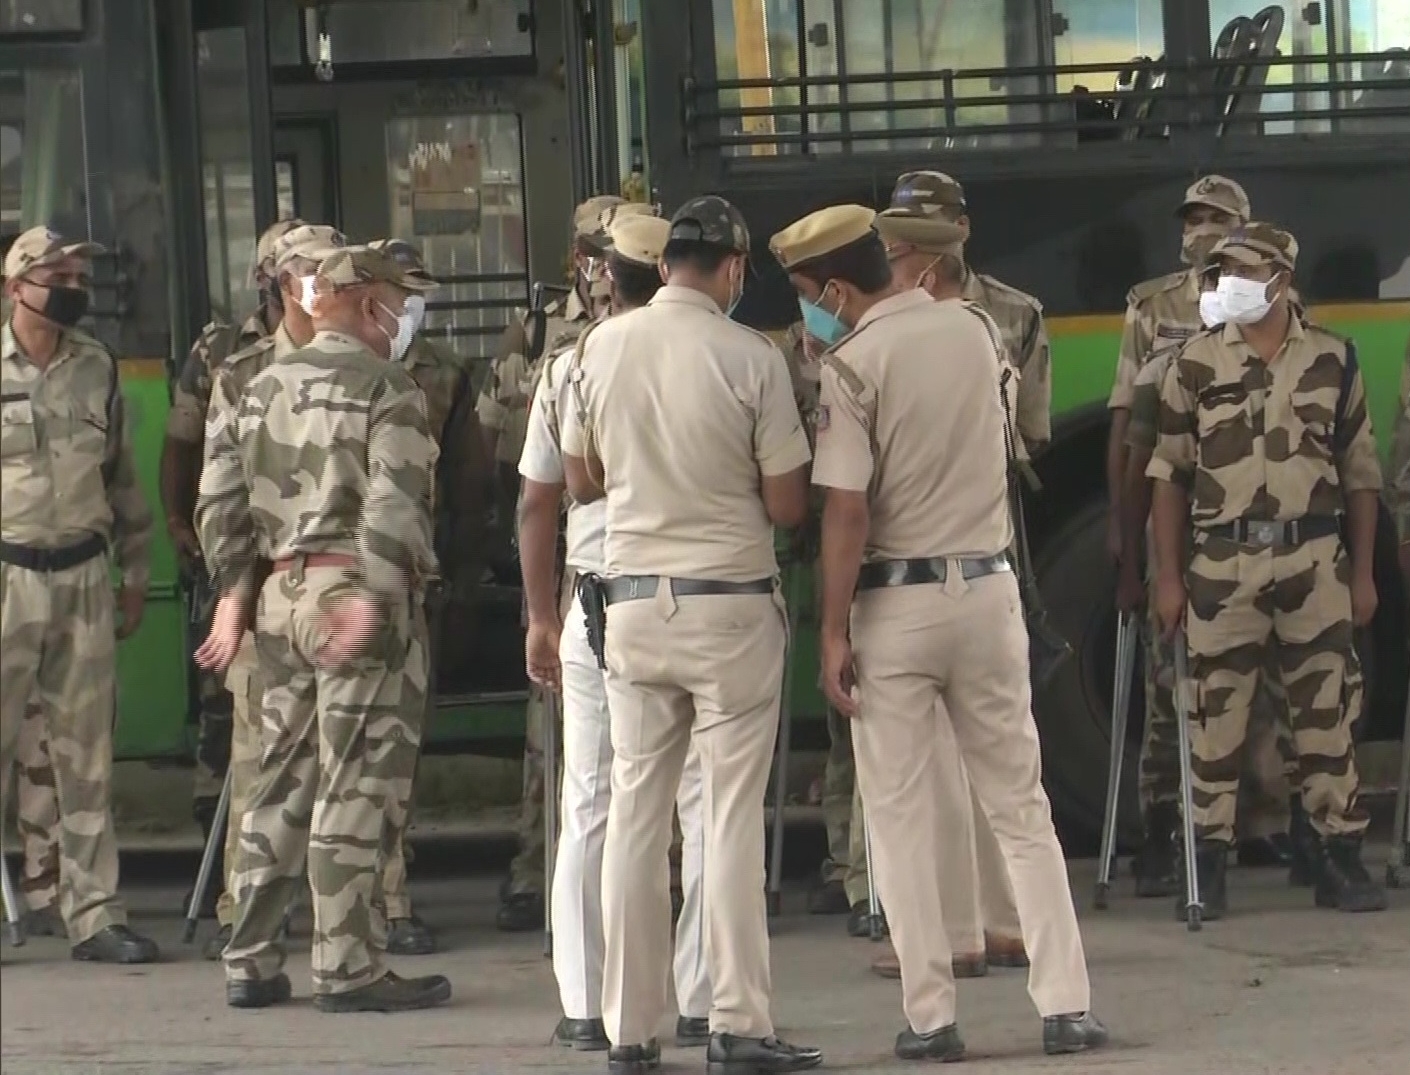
1 844 25 947
183 766 232 944
862 804 883 941
1172 631 1203 932
1095 612 1137 909
766 564 799 917
543 689 560 957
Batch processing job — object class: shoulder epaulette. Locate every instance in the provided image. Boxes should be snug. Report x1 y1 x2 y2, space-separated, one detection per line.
1300 318 1351 348
822 352 865 396
975 272 1043 314
226 335 277 369
960 300 1008 361
1127 270 1187 306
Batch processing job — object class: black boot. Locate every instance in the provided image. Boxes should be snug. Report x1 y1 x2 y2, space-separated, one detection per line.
1175 840 1228 921
1309 833 1388 913
1287 796 1316 887
706 1033 823 1073
1133 801 1180 898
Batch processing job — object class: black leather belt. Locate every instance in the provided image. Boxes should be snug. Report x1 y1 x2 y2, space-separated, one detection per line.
856 554 1011 591
1202 516 1340 548
601 575 776 606
0 534 108 573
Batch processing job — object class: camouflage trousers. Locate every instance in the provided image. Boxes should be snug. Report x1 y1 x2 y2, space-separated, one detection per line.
1185 534 1368 844
819 706 869 907
215 633 263 929
224 564 421 996
1139 599 1298 836
0 556 127 942
377 598 432 922
11 699 60 911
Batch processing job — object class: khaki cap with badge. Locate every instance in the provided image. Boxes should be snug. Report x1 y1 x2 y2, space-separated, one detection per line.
271 224 346 272
314 245 440 294
770 204 877 270
1177 175 1251 223
3 225 103 280
1210 221 1298 272
573 195 630 256
669 195 753 254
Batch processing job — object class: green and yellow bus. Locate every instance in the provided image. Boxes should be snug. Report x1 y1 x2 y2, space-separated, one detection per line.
3 0 1406 841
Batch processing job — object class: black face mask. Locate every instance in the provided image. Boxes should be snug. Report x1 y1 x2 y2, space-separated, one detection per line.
21 284 89 328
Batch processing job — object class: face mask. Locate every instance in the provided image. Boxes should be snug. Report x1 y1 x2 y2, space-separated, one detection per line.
1216 274 1277 325
376 295 425 361
799 283 847 346
20 283 89 328
913 254 944 293
1198 290 1225 328
1180 222 1231 267
725 258 745 318
297 276 318 316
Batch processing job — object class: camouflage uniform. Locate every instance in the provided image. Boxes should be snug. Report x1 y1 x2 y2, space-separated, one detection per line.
0 230 152 947
13 699 60 914
196 246 440 1000
1147 226 1381 855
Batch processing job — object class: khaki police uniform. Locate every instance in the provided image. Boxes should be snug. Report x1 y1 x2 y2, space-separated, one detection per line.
560 200 812 1050
1 228 153 948
783 207 1093 1040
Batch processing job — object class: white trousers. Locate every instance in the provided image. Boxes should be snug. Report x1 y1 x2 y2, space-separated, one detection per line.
552 594 711 1020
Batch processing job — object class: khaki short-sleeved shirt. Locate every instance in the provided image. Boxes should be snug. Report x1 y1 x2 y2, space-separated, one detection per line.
1148 316 1383 526
1124 347 1177 455
811 291 1013 562
560 286 811 581
1109 269 1202 411
961 269 1051 449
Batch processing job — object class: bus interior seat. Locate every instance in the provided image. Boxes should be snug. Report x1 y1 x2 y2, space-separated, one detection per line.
1344 48 1410 133
1218 5 1286 137
1072 83 1120 143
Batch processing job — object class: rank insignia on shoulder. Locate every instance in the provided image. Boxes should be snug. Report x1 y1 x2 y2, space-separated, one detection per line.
816 403 830 432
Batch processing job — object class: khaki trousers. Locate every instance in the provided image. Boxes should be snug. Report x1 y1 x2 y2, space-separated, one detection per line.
601 587 785 1046
850 571 1089 1034
216 632 261 929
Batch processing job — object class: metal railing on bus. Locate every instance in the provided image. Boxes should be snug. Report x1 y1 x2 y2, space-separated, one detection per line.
682 50 1410 158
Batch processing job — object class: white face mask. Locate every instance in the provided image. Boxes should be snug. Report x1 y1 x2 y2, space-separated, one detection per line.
297 275 318 317
1216 274 1277 325
377 295 425 361
1198 290 1225 328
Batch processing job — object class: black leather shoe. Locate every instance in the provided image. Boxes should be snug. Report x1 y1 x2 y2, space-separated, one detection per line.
895 1023 965 1062
677 1016 711 1047
1175 840 1228 921
706 1033 823 1073
1237 835 1292 868
607 1039 660 1073
846 901 886 938
553 1016 610 1051
227 973 292 1009
203 923 233 961
495 891 544 932
1043 1011 1110 1055
1311 834 1388 913
806 878 851 915
313 971 452 1013
71 924 159 964
387 913 438 955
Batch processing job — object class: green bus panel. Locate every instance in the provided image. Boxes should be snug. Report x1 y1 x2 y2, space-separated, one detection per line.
111 305 1409 761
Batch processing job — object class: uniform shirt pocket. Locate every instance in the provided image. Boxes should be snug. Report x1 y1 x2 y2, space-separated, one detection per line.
0 395 38 458
1194 379 1254 472
49 396 110 469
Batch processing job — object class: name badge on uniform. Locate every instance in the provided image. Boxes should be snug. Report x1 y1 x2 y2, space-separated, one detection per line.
1155 325 1193 343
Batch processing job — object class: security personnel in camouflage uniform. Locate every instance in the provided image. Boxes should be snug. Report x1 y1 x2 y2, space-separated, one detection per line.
1 226 158 963
363 238 492 956
185 224 346 961
486 194 632 932
160 216 304 917
196 245 450 1012
1107 176 1297 892
1149 222 1388 918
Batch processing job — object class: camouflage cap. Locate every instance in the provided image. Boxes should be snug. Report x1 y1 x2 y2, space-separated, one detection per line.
3 225 103 280
888 170 967 214
270 224 346 273
1177 175 1250 223
314 244 439 294
668 195 751 254
608 214 671 268
1211 221 1298 273
365 237 435 284
770 205 877 270
252 218 308 279
574 195 628 241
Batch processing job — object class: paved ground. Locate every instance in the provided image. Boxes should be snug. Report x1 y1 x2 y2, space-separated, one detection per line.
2 846 1408 1074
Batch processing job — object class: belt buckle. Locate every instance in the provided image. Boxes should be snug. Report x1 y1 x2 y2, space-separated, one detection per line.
1249 520 1279 547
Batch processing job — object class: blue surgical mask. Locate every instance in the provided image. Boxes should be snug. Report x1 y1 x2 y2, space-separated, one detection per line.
799 285 847 345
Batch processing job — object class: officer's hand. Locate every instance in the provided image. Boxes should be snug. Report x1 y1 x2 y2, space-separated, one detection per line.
821 632 859 719
525 618 562 692
115 585 146 640
1349 570 1378 628
168 519 203 566
318 594 382 668
195 591 248 672
1115 559 1145 614
1153 573 1186 640
1105 511 1123 563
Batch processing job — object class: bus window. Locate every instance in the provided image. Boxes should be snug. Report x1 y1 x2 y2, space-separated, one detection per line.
612 1 650 192
0 67 87 235
274 0 534 66
385 112 530 365
1052 1 1166 89
0 0 83 34
196 27 259 325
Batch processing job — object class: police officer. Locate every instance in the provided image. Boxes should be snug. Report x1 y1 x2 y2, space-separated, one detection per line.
519 212 712 1052
1 226 159 963
1148 222 1388 918
196 245 450 1011
160 215 304 918
560 195 821 1074
192 223 346 960
776 204 1106 1060
485 193 629 932
1107 176 1295 891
